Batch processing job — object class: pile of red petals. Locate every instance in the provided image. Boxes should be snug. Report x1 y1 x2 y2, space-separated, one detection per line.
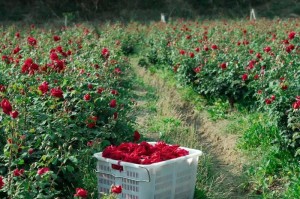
102 141 189 165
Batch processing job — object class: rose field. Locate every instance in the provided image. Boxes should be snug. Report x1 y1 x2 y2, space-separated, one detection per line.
0 18 300 199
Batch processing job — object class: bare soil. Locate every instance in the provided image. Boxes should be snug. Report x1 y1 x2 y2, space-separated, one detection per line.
131 59 251 199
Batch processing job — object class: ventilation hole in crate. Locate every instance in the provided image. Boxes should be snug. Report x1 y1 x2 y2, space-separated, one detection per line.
122 178 139 185
126 171 139 178
99 187 110 194
99 164 111 172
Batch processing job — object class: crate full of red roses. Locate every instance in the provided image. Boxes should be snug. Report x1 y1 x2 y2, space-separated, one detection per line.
94 141 203 199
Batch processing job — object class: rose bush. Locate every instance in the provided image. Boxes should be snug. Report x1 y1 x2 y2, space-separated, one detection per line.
0 24 138 198
140 19 300 156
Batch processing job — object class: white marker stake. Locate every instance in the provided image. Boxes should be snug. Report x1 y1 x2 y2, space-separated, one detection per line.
250 8 256 20
161 13 166 23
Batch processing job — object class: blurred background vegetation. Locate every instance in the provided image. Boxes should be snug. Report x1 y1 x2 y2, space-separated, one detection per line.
0 0 300 23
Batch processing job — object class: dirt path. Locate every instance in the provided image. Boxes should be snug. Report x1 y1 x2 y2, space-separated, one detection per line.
130 58 251 199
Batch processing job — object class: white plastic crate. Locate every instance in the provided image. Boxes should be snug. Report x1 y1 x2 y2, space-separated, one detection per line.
93 142 203 199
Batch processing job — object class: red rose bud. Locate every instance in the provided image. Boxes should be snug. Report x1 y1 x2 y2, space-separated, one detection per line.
15 32 20 38
50 52 59 61
101 48 110 59
189 52 194 58
220 62 227 69
27 37 37 46
271 95 276 101
88 84 93 89
110 99 117 108
38 81 49 94
113 112 118 120
195 47 200 52
133 131 141 142
28 148 34 155
211 44 218 50
87 141 94 147
13 46 21 54
265 98 272 105
0 176 4 189
293 101 300 109
74 188 88 198
10 110 19 119
111 185 122 194
111 90 118 95
0 85 6 92
37 167 50 175
203 45 209 51
84 94 91 101
281 84 288 90
242 73 248 81
1 98 12 115
13 168 24 177
86 116 97 128
193 67 201 73
288 31 296 40
179 49 185 55
53 35 60 41
50 87 63 98
97 87 104 94
263 46 271 53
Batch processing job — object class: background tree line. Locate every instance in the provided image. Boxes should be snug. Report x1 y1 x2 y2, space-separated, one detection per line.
0 0 300 22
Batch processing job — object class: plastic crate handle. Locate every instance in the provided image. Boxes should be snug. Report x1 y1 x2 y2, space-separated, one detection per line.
95 165 151 182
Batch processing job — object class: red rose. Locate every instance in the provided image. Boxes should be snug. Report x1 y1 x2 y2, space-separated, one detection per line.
74 188 88 198
265 98 272 105
13 46 21 54
111 90 118 95
28 148 34 155
38 81 49 95
86 116 97 128
179 49 185 55
263 46 271 53
88 84 93 89
211 44 218 50
13 168 24 177
0 85 6 92
37 167 50 175
51 87 63 98
111 185 122 194
0 176 4 189
189 52 194 58
84 94 91 101
288 31 296 40
133 131 141 142
101 48 110 59
50 52 59 61
271 95 276 101
113 112 118 120
254 74 259 80
53 35 61 41
27 37 37 46
15 32 20 38
256 53 262 59
114 68 121 74
193 67 201 73
293 101 300 109
1 99 12 115
220 62 227 69
242 73 248 81
195 47 200 52
203 45 209 51
97 87 104 94
10 110 19 119
110 99 117 108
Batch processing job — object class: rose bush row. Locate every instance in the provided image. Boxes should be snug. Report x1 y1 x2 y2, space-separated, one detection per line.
139 19 300 156
0 24 139 198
